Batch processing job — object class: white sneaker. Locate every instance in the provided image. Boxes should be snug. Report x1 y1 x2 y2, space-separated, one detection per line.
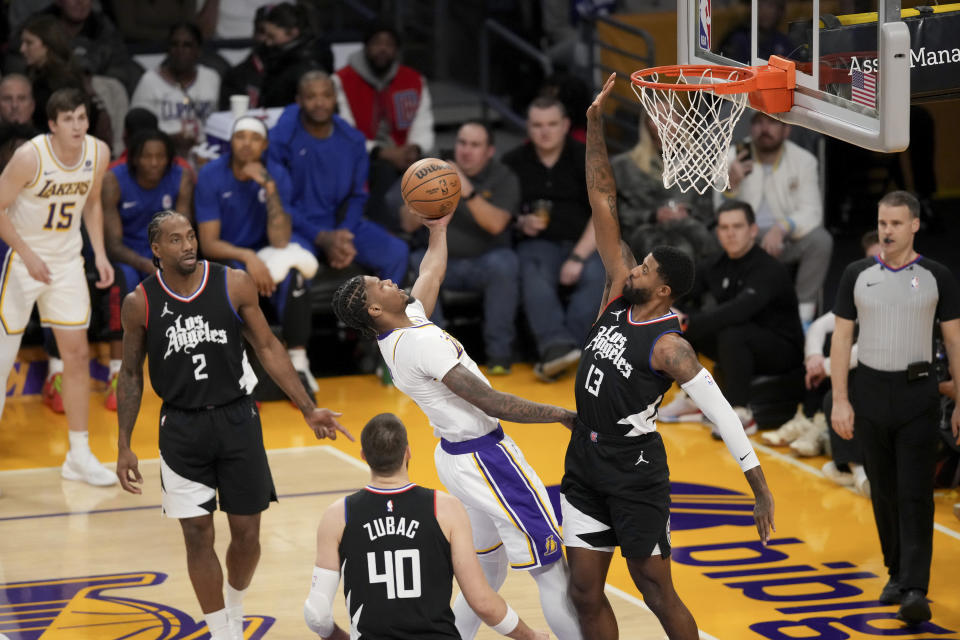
789 413 827 457
61 450 118 487
821 461 855 486
761 409 812 446
709 406 757 439
852 464 871 498
658 391 703 423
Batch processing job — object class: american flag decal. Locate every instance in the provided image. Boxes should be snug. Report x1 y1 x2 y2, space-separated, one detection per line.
850 69 876 109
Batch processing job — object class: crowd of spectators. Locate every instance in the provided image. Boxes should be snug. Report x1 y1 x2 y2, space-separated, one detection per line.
2 2 957 509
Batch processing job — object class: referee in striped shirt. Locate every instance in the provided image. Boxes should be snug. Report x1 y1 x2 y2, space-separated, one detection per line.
831 190 960 626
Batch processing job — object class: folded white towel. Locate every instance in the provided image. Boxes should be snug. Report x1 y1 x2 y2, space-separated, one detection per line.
256 244 320 283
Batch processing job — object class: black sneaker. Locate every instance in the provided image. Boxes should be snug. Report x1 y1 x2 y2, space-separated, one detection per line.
897 589 931 625
879 578 902 605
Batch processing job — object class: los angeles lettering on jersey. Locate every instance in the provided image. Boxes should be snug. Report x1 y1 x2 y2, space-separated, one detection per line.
585 325 634 378
362 516 420 542
36 180 91 198
164 314 229 357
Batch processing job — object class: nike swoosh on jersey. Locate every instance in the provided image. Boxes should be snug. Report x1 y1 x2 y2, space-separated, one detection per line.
122 201 138 209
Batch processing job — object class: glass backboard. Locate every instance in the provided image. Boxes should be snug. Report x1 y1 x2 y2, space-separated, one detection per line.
678 0 912 151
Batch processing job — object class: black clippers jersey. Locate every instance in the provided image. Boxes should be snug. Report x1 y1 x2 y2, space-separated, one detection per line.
141 261 249 409
339 485 458 640
575 296 681 436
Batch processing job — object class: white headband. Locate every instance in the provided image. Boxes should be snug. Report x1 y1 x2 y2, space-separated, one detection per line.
232 116 268 139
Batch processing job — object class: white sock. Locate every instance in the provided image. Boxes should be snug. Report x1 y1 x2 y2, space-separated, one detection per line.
68 430 91 456
851 463 868 483
531 560 584 640
225 582 247 637
288 348 307 371
454 546 508 640
204 608 232 640
48 357 64 377
109 359 122 377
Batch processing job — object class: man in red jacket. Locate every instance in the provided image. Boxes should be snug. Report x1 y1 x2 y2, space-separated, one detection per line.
333 23 434 231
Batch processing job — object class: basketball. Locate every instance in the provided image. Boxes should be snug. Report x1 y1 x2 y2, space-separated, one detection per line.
401 158 461 219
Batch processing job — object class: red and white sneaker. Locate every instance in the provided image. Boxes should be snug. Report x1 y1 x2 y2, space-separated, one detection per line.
42 373 65 414
104 373 118 411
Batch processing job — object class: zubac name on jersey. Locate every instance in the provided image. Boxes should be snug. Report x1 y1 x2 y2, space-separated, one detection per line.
362 515 421 542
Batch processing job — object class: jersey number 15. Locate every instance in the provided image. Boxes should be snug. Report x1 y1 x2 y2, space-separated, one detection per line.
367 549 421 599
43 202 75 231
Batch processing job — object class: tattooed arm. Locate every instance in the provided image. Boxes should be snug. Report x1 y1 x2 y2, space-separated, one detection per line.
263 170 293 248
116 288 147 494
586 73 630 311
443 364 577 429
651 333 775 543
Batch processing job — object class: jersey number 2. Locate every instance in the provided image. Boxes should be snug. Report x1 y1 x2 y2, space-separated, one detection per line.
367 549 421 599
192 354 208 380
42 202 75 230
585 363 604 397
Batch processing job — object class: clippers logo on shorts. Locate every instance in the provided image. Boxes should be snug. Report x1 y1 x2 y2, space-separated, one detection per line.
164 314 229 358
584 325 634 379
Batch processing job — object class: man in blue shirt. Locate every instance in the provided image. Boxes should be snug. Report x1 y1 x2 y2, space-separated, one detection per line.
268 70 408 285
195 116 317 392
102 129 193 409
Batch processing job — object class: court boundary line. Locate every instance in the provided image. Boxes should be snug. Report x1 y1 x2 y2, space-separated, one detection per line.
752 441 960 541
604 584 721 640
0 444 356 476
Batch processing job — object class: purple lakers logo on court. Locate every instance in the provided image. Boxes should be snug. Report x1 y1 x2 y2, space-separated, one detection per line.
0 572 274 639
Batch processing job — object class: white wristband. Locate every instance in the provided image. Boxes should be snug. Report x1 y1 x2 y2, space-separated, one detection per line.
491 604 519 635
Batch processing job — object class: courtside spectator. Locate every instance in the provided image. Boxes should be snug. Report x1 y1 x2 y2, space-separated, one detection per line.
503 96 603 382
131 22 220 157
0 74 36 125
269 71 408 286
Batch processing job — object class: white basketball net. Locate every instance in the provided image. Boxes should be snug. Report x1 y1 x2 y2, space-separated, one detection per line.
631 68 751 195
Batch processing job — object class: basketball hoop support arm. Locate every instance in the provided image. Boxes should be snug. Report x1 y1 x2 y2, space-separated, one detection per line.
746 56 795 113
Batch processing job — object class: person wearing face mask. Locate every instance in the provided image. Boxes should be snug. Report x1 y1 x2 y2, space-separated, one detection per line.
257 2 332 109
218 5 269 111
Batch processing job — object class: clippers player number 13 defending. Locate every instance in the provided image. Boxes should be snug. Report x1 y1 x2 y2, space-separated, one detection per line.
560 74 776 640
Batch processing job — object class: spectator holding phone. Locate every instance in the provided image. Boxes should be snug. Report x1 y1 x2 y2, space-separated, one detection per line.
718 111 832 328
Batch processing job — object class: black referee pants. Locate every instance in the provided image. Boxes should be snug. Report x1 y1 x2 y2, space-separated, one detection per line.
853 365 940 593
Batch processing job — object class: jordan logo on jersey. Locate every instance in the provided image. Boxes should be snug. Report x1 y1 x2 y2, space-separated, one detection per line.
611 309 624 320
164 313 228 358
585 325 634 378
161 302 173 318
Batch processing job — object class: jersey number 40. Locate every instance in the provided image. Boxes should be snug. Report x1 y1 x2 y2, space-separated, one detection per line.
367 549 422 599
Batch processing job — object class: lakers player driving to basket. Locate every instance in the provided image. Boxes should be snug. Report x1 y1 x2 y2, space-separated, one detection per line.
0 88 116 487
332 212 585 640
560 73 776 640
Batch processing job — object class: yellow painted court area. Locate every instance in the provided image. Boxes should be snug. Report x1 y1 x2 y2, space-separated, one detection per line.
1 364 959 639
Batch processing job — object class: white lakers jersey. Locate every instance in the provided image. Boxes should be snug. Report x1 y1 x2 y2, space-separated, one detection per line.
7 134 100 259
377 300 499 442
